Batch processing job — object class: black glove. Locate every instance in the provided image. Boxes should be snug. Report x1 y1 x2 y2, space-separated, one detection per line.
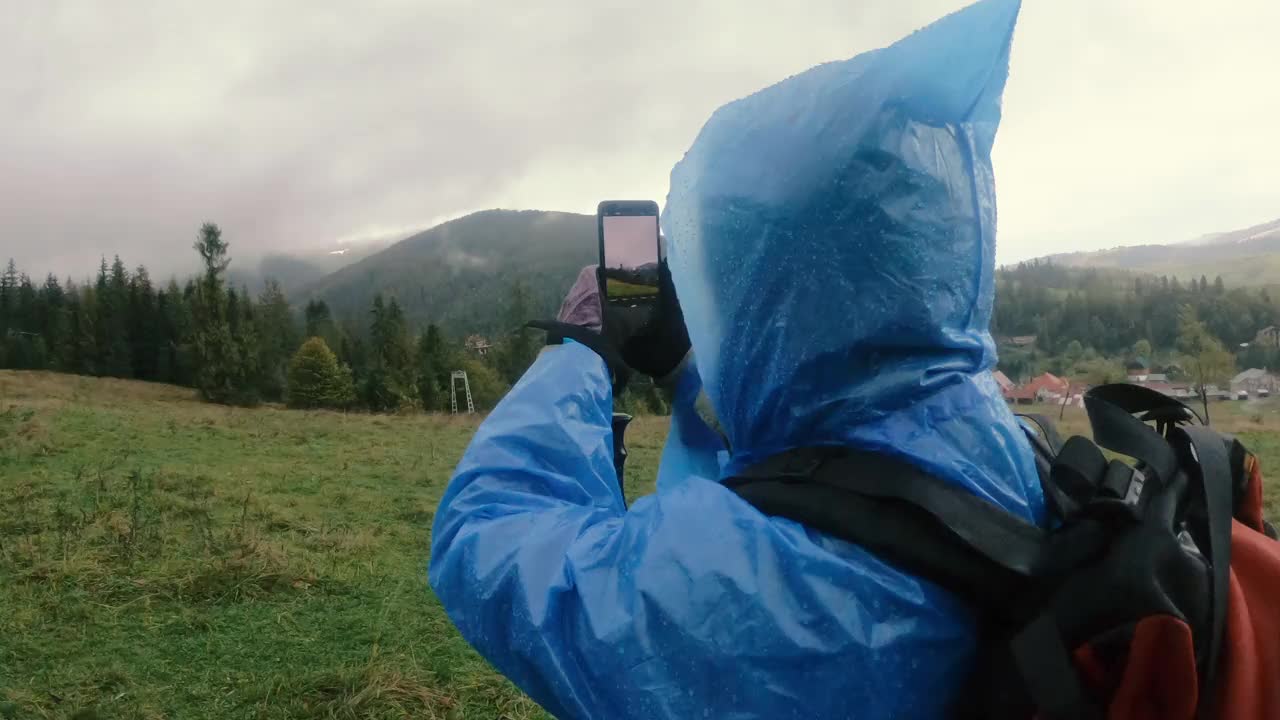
614 261 690 382
529 261 691 391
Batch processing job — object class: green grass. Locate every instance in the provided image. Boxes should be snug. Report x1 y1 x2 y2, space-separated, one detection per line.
3 372 1277 719
0 371 665 719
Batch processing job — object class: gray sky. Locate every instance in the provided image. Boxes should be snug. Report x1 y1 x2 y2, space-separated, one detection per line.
3 0 1278 277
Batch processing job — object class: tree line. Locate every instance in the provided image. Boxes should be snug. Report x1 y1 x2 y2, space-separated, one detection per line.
993 260 1279 382
13 229 1267 412
0 224 546 412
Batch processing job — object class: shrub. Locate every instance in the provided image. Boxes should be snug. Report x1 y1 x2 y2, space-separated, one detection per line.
456 356 508 411
286 338 355 410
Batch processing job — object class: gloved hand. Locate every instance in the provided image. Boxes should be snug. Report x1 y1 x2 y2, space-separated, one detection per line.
617 261 690 384
529 262 691 391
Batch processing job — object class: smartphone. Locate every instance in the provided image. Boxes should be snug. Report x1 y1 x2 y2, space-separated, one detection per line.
597 200 661 310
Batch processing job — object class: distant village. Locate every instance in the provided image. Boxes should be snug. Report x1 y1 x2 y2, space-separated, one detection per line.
996 327 1280 407
462 329 1280 407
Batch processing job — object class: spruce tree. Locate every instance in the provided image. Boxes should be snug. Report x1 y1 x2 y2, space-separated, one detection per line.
287 337 355 409
255 279 298 401
41 274 70 371
190 223 249 404
497 280 538 384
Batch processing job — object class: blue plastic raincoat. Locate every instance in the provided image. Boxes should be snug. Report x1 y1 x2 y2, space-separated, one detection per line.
430 1 1043 717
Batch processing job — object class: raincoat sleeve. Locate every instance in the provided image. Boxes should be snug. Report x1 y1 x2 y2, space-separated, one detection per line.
429 343 975 720
428 342 629 717
655 358 729 490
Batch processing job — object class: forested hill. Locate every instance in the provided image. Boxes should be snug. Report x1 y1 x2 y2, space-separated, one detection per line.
993 261 1279 380
306 206 1280 363
302 209 595 336
7 213 1280 408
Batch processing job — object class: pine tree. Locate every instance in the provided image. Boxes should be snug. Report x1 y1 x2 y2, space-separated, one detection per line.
416 329 443 411
90 256 132 377
229 286 263 404
363 294 415 411
383 297 415 395
302 299 342 350
190 223 250 404
75 285 99 375
157 279 195 385
369 295 387 336
16 273 37 331
0 259 18 335
21 274 42 366
0 273 45 369
497 280 538 384
40 274 70 371
362 296 391 410
108 258 133 374
127 266 158 380
287 337 355 409
419 322 450 394
255 279 298 401
338 334 368 392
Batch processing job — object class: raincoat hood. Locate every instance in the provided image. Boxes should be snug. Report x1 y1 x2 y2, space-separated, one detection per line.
663 0 1038 517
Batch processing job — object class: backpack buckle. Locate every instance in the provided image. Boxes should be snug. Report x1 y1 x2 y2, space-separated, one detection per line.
1122 468 1147 507
1092 461 1147 521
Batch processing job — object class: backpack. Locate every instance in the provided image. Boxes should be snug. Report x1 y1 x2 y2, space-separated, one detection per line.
726 383 1280 719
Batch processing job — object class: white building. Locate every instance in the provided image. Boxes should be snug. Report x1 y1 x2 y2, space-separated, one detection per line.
1230 368 1277 395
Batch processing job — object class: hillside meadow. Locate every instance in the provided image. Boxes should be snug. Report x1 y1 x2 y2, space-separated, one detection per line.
0 371 669 719
2 371 1278 718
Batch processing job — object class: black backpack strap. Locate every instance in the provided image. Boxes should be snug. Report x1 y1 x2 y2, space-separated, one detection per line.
1017 414 1088 518
1010 614 1104 720
727 448 1046 607
729 446 1112 720
1084 387 1179 488
1086 385 1232 719
1087 383 1203 434
1179 426 1235 720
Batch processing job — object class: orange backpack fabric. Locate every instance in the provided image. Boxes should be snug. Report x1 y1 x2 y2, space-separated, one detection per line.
1070 453 1280 720
1212 454 1280 719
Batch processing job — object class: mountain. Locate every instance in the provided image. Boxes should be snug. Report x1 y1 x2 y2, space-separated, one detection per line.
1034 216 1280 287
301 209 596 336
1184 217 1280 247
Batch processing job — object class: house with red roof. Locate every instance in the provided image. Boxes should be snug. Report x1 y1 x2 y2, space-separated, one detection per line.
1005 372 1071 404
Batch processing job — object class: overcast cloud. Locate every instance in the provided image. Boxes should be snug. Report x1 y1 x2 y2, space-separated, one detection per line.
3 0 1278 277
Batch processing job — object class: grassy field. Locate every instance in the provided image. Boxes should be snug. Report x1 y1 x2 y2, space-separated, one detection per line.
0 371 667 719
2 372 1278 719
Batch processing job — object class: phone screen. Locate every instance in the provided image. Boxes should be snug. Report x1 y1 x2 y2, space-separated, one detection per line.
602 214 660 304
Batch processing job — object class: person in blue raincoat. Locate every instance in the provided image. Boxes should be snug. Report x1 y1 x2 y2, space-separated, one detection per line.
430 1 1039 718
